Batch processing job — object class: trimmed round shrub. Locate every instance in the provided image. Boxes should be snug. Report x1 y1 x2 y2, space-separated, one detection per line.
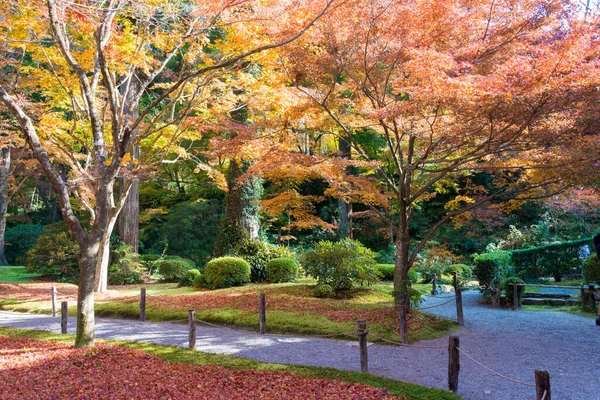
312 284 334 298
302 239 378 290
25 222 79 282
193 272 206 288
179 269 201 287
503 277 525 307
265 258 298 283
231 239 294 283
443 264 473 286
583 255 600 284
156 256 195 282
203 257 251 289
375 264 420 283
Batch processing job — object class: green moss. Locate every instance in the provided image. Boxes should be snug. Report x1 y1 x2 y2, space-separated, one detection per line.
0 327 461 400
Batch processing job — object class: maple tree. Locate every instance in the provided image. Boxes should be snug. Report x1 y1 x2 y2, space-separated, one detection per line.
0 0 345 347
229 0 600 341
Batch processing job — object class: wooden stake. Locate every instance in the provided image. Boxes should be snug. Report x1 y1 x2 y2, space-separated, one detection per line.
358 320 368 373
259 294 266 334
448 336 460 392
596 300 600 326
431 273 437 295
140 288 146 321
512 283 519 310
589 283 596 311
535 370 551 400
188 309 196 349
61 301 68 334
455 288 464 326
581 286 586 308
51 286 57 317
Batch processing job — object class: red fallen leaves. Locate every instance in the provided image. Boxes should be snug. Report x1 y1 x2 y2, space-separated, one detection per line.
0 335 400 399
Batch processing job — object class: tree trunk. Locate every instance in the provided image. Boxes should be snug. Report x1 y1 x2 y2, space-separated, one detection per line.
116 175 139 252
393 231 411 344
337 137 353 238
75 241 98 348
0 147 10 266
94 216 118 292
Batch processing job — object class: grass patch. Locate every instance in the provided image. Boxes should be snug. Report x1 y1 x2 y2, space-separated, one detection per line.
0 266 41 283
522 304 597 318
0 326 461 400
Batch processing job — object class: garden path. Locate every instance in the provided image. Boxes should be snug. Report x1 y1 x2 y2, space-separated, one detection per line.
0 292 598 400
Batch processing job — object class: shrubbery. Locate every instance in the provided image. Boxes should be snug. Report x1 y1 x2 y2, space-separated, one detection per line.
265 258 298 283
312 284 334 298
231 239 294 282
25 222 79 282
510 238 591 281
5 224 44 264
179 269 202 287
156 256 195 282
473 251 511 293
203 257 251 289
302 239 377 290
375 264 420 283
139 253 161 274
443 264 473 286
108 242 143 285
583 255 600 284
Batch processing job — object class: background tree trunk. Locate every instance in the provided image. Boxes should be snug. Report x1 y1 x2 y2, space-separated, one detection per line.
337 137 353 238
0 147 10 266
116 172 139 252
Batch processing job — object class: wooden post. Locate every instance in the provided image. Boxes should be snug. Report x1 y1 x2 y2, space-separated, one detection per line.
140 288 146 321
512 283 519 311
535 370 551 400
596 300 600 326
581 285 586 308
259 294 266 334
431 273 437 296
60 301 68 334
452 272 458 289
357 320 368 373
589 283 596 311
455 288 464 326
448 336 460 392
51 286 57 317
188 309 196 350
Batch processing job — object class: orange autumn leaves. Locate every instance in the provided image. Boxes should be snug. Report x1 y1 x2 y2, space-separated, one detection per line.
0 335 398 399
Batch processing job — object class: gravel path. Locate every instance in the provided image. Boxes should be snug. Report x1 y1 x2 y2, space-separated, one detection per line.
1 292 598 400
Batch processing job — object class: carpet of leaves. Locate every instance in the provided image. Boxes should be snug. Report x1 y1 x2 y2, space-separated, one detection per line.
0 335 399 399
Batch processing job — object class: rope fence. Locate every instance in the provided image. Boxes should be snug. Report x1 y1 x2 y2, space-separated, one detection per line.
50 284 551 399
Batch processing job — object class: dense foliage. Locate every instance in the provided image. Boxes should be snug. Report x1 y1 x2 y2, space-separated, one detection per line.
443 264 473 287
179 269 202 287
25 223 79 282
5 224 44 264
302 240 377 290
583 255 600 284
473 252 512 293
265 258 298 283
510 239 591 281
231 240 294 283
156 257 195 283
203 257 251 289
503 277 525 307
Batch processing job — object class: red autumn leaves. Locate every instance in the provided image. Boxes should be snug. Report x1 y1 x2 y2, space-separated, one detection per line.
0 335 398 399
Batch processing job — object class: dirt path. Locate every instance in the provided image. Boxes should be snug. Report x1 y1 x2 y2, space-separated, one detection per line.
0 292 597 400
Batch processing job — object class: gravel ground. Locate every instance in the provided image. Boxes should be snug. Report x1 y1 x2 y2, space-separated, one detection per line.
1 292 598 400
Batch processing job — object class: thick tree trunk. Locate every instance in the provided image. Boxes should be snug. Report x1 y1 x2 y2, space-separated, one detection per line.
228 160 261 239
116 164 139 252
393 230 411 344
0 147 10 266
94 216 118 292
75 241 98 348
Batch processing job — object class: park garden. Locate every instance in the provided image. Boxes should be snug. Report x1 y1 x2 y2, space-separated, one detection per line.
0 0 599 399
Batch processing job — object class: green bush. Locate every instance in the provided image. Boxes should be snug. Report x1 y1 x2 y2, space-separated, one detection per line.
231 239 294 282
140 200 223 266
25 222 79 282
179 269 201 287
473 251 511 293
139 253 161 274
583 255 600 284
312 284 334 298
193 272 206 288
5 224 45 264
301 239 378 290
375 264 420 283
265 258 298 283
510 238 591 281
443 264 473 286
503 277 525 307
156 256 195 282
203 257 251 289
108 242 143 286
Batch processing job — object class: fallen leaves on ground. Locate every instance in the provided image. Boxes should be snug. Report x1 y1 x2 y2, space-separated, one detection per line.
0 335 399 399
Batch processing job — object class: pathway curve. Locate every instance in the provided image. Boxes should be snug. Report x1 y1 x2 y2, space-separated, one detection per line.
0 292 598 400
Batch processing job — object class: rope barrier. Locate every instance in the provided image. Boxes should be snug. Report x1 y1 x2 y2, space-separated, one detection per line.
457 348 535 387
368 333 446 349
